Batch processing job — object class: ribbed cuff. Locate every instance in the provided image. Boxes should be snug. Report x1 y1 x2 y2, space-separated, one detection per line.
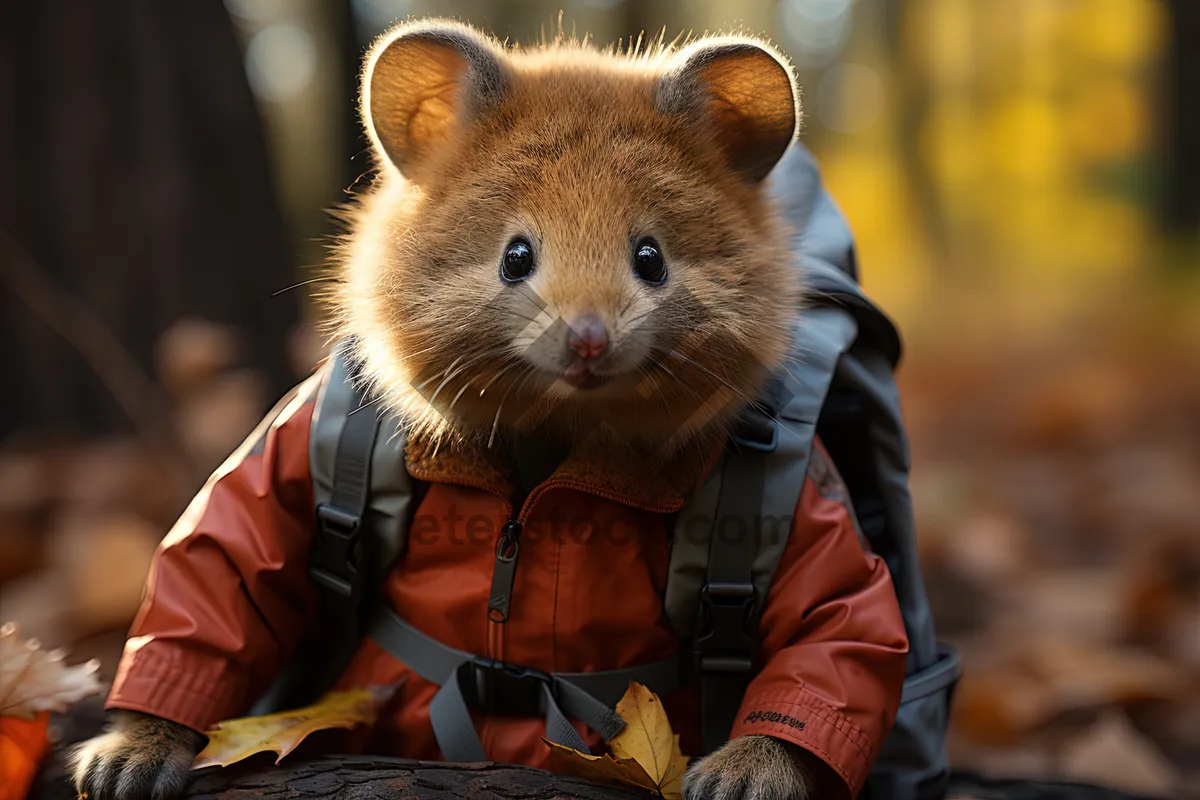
105 641 248 733
730 686 875 796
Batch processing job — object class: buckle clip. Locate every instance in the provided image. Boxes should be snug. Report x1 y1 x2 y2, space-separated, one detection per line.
729 406 778 452
461 658 551 716
317 504 360 536
311 504 362 598
693 582 758 675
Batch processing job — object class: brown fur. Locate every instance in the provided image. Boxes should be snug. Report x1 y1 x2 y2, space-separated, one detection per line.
70 709 205 800
684 734 816 800
325 19 804 455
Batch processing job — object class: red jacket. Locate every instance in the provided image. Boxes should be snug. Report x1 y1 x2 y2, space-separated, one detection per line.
107 364 907 796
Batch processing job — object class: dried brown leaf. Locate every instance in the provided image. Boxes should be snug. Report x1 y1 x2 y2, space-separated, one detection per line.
544 739 661 794
544 682 689 800
0 623 102 721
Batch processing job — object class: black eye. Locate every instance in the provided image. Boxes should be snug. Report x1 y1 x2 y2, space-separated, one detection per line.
633 238 667 285
501 239 535 282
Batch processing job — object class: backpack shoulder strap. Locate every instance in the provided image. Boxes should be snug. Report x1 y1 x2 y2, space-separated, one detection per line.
309 342 416 591
253 341 415 712
668 304 860 753
665 142 896 752
309 348 382 602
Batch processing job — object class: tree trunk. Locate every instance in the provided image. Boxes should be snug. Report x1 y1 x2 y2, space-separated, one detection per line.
0 0 300 440
1165 0 1200 238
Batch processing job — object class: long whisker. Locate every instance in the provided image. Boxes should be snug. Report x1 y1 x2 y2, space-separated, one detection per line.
411 354 464 393
487 362 537 448
448 375 478 413
504 310 544 325
273 276 338 297
653 345 756 408
428 356 474 406
620 284 646 317
347 394 384 416
479 361 517 397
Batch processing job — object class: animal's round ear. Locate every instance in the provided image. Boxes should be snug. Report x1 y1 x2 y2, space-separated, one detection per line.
362 20 507 180
657 38 799 183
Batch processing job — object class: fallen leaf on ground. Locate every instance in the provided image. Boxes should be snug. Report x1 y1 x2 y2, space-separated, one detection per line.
0 622 102 720
953 636 1189 746
545 740 662 794
1059 710 1180 796
544 682 689 799
192 685 398 770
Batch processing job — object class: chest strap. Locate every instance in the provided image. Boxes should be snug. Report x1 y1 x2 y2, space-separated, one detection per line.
368 607 684 762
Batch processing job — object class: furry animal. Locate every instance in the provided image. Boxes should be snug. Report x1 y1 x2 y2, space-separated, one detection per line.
73 18 822 800
332 19 801 451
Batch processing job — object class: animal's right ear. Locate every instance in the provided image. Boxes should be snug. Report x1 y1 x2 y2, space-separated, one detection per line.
362 20 508 180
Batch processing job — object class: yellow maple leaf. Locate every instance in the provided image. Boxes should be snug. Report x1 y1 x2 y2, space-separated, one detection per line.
544 682 690 800
610 683 689 799
192 685 397 770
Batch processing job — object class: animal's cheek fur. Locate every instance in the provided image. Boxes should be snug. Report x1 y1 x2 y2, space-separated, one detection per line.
607 324 655 372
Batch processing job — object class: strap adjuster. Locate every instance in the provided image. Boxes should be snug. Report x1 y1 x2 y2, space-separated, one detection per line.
729 406 778 452
311 503 362 598
460 657 551 717
316 504 360 536
694 582 758 675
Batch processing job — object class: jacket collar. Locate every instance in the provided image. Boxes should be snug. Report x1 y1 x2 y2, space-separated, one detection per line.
404 427 724 513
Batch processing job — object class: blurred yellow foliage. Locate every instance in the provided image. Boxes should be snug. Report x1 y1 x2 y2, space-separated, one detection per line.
1068 82 1148 161
816 0 1162 326
1071 0 1166 64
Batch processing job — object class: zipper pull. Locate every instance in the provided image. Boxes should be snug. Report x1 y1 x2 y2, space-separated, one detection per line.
488 520 522 623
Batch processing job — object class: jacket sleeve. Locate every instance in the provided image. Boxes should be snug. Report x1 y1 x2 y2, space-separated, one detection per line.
105 368 326 732
731 440 908 798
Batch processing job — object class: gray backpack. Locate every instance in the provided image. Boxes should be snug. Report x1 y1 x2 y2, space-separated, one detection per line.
258 144 960 800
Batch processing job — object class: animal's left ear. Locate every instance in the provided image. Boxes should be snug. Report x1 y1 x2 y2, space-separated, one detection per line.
657 37 799 183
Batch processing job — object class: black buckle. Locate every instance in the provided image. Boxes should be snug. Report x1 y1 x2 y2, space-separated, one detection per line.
693 582 758 674
729 406 778 452
311 504 362 598
459 658 551 717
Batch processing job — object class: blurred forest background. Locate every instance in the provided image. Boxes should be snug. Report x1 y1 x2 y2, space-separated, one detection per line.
0 1 1197 797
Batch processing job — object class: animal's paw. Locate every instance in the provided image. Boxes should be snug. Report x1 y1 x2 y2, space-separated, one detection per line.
683 734 814 800
70 710 206 800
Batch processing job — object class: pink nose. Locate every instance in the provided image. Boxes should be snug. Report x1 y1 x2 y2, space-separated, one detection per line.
569 315 608 358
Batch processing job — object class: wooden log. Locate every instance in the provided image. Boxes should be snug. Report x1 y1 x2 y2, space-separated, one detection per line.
30 698 1160 799
29 698 652 800
36 754 654 800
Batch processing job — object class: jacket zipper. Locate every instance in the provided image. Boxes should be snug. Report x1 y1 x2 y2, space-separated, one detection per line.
404 467 518 659
420 472 689 661
486 478 685 629
487 518 523 624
